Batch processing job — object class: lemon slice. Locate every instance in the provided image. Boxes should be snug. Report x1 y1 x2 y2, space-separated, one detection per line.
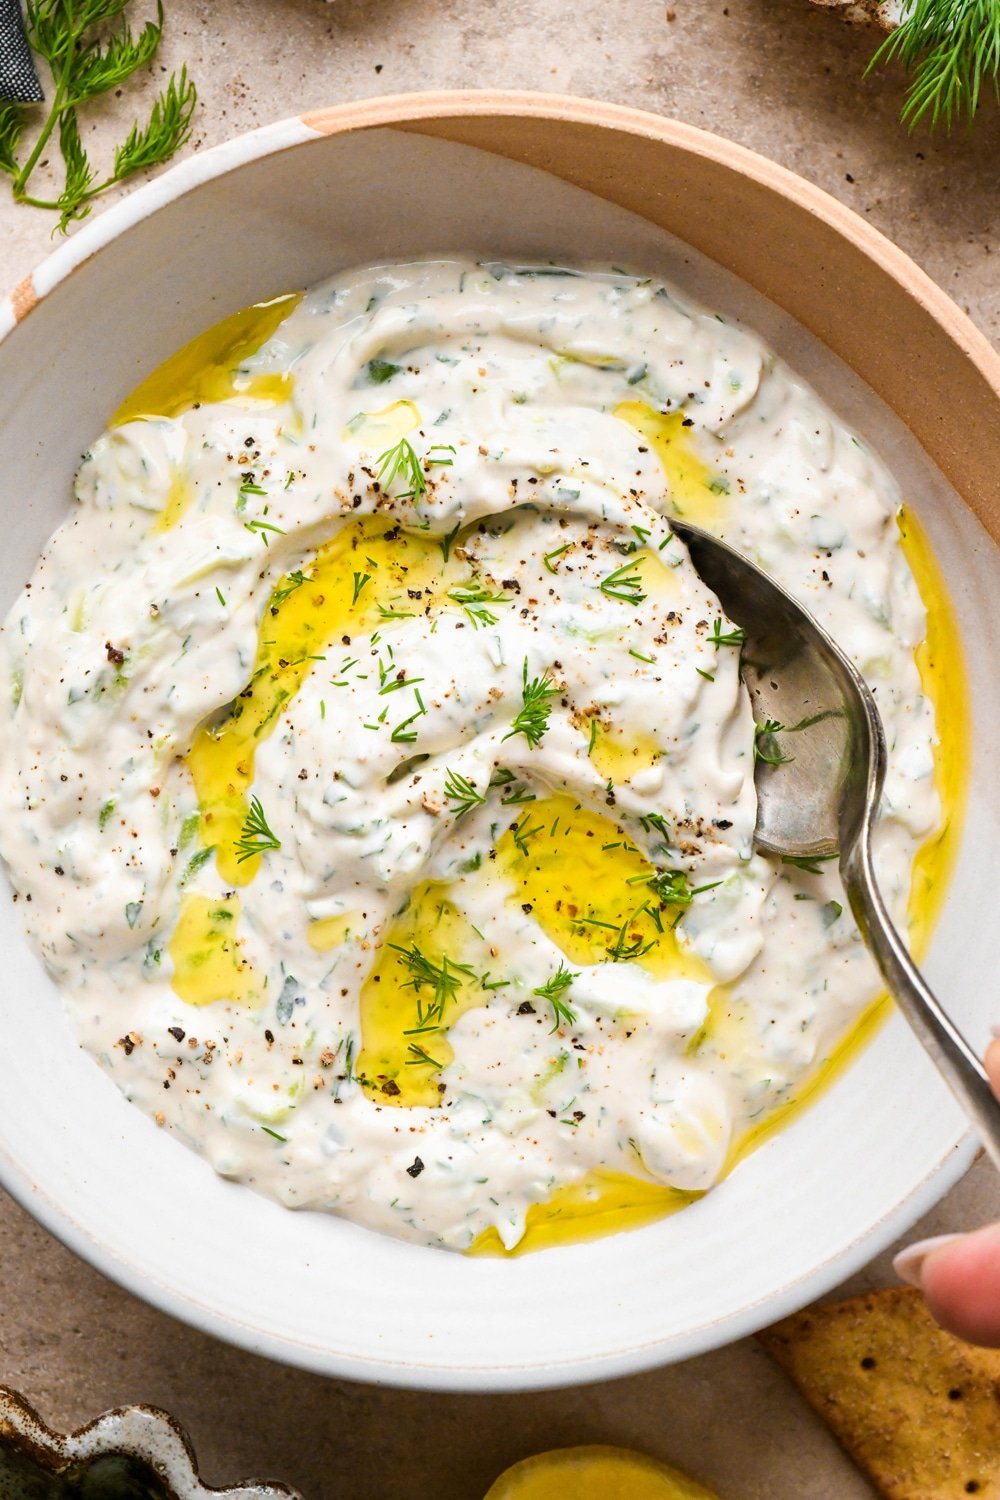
483 1445 721 1499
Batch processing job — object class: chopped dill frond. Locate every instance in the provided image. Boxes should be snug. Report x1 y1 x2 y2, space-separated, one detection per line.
502 658 556 749
708 618 745 649
599 557 646 605
443 767 486 817
233 795 281 863
376 437 427 500
533 963 579 1032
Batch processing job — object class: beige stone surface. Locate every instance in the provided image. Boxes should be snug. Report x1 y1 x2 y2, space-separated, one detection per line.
2 3 1000 1497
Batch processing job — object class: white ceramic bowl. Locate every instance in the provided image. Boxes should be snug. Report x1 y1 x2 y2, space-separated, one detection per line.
2 93 1000 1392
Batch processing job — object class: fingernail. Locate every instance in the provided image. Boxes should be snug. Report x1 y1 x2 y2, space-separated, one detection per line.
893 1233 963 1286
991 1025 1000 1039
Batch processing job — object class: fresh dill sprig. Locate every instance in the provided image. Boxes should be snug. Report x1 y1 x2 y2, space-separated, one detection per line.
646 867 724 908
502 658 556 749
1 3 196 232
640 811 672 843
244 518 285 545
708 618 746 649
480 970 509 991
271 570 308 607
352 571 372 606
405 1042 444 1069
377 668 424 696
439 523 461 563
443 767 486 818
502 782 536 806
867 0 1000 131
488 767 536 805
599 557 647 605
781 851 839 876
533 963 579 1032
647 868 694 906
784 709 844 732
390 942 475 1028
376 437 426 500
754 718 793 766
233 795 281 863
607 914 655 962
510 817 543 857
448 581 512 629
389 687 427 743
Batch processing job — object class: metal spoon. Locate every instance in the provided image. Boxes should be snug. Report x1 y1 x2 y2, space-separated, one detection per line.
670 517 1000 1170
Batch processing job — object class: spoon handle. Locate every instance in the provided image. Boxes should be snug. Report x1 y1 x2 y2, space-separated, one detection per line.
841 834 1000 1174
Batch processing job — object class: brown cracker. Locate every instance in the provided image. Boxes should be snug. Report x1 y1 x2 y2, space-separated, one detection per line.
757 1288 1000 1499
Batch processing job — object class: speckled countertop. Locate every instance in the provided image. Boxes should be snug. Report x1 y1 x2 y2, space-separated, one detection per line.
2 3 999 1497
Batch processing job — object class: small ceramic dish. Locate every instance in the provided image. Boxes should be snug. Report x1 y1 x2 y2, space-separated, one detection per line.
1 92 1000 1392
0 1385 299 1499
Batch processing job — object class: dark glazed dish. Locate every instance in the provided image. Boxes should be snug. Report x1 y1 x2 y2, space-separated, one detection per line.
0 1387 300 1500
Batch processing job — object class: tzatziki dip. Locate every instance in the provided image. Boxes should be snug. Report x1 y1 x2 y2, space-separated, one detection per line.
0 259 949 1251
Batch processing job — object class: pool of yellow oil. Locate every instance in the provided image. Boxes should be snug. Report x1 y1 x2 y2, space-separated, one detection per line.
167 894 259 1008
112 294 302 532
356 882 487 1108
146 297 966 1251
473 1171 703 1257
496 795 711 985
614 400 730 527
186 514 448 888
112 294 302 427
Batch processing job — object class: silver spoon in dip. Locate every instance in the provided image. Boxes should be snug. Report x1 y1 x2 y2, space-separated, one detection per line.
670 516 1000 1170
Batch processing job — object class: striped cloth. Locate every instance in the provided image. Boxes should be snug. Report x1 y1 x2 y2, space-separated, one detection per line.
0 0 42 103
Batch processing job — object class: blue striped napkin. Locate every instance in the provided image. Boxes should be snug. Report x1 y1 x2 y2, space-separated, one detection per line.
0 0 42 103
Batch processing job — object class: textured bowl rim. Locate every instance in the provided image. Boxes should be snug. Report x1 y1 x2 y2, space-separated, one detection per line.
0 90 991 1391
0 1384 300 1498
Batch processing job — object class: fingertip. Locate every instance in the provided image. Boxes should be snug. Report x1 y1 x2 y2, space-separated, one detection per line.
920 1226 1000 1347
985 1036 1000 1099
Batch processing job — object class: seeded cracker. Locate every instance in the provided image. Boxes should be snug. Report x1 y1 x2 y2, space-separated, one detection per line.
757 1287 1000 1499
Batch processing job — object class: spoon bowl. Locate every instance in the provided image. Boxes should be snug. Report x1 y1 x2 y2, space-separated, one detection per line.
672 517 1000 1169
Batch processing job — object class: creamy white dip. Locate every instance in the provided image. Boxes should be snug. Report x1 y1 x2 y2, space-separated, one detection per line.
0 259 939 1250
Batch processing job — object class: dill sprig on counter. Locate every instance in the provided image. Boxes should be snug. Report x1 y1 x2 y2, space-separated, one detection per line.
0 0 196 232
868 0 1000 130
233 795 281 863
